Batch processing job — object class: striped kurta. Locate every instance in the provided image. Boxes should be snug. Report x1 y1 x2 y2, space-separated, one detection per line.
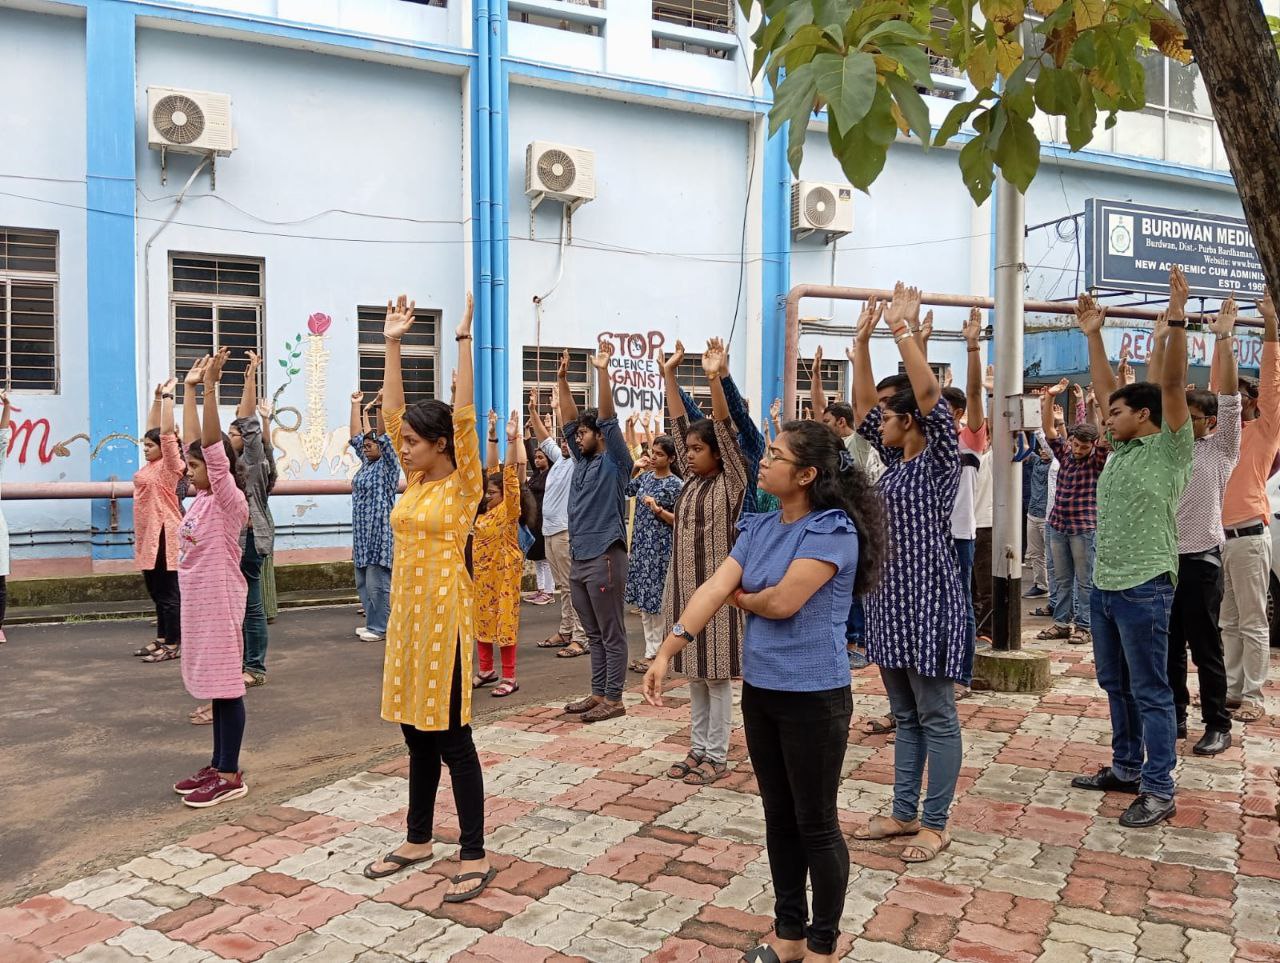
666 416 747 680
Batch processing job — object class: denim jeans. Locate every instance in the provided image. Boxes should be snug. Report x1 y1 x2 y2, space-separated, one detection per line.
1090 574 1177 799
845 596 865 649
953 538 976 654
1046 525 1095 630
880 667 963 830
241 537 270 677
741 682 852 956
355 563 392 636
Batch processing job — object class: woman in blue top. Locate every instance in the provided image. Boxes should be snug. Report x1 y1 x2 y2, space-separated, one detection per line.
644 420 885 963
851 283 969 865
348 389 401 643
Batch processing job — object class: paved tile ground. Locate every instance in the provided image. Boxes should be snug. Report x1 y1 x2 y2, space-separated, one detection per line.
4 636 1279 963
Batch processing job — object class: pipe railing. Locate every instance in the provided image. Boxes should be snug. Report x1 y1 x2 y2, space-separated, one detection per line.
0 479 373 501
782 283 1261 417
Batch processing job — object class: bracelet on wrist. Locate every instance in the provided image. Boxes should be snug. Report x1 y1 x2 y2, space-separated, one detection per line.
1216 332 1234 341
456 334 473 342
385 335 402 344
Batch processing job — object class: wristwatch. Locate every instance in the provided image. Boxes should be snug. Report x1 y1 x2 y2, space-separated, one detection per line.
671 623 695 644
1167 316 1187 328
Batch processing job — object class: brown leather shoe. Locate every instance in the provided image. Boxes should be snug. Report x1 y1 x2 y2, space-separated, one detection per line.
579 700 625 723
564 695 602 714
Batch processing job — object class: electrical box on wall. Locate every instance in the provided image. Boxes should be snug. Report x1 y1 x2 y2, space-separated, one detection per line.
791 180 853 240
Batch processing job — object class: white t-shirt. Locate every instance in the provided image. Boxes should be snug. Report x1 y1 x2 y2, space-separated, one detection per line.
845 431 883 483
974 449 994 529
951 424 988 540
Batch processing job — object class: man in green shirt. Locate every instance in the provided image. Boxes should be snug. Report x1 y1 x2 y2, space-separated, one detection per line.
1069 268 1194 829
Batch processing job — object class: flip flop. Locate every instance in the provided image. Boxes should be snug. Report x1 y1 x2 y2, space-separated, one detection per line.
628 659 652 674
472 671 499 689
556 643 588 659
861 715 896 735
741 946 785 963
854 814 921 840
189 704 214 726
537 635 570 649
442 866 497 903
491 680 519 698
362 851 432 879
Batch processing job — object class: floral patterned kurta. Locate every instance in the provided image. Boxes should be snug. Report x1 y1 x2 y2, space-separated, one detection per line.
623 471 682 614
474 462 523 648
134 432 185 571
381 404 484 732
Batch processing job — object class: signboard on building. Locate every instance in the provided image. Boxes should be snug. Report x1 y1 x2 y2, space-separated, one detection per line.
1107 326 1263 370
1085 199 1265 300
595 329 666 420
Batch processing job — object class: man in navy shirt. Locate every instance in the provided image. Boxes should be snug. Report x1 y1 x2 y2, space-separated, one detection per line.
557 344 635 723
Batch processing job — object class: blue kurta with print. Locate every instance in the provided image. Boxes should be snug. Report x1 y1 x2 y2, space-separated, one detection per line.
349 434 401 569
624 471 682 613
857 404 970 682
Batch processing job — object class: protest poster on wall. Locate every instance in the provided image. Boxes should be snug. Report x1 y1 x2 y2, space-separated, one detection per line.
595 329 666 422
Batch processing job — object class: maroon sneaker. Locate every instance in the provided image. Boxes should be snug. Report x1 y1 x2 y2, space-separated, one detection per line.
182 772 248 808
173 766 218 795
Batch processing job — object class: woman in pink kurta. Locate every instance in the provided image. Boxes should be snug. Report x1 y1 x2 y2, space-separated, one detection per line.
173 351 252 810
134 380 186 662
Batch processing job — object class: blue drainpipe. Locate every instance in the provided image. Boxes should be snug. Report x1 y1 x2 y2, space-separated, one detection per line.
489 0 510 430
471 0 493 428
762 119 791 406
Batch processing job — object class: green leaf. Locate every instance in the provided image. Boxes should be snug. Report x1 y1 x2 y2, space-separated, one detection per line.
813 0 854 28
1064 75 1097 150
787 112 807 175
835 121 891 192
959 135 995 204
769 61 818 138
278 358 288 368
1034 66 1078 115
879 42 933 88
884 73 932 147
781 24 831 74
858 20 930 50
935 98 985 147
1004 77 1035 119
750 14 786 79
812 51 877 133
289 367 300 376
993 110 1040 191
862 83 900 147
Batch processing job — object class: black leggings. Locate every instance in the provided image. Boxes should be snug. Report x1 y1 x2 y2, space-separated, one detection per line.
402 641 486 860
211 697 246 773
143 529 182 645
0 575 6 629
742 682 853 957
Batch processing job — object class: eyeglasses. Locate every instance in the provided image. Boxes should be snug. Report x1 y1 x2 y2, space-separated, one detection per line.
763 448 800 465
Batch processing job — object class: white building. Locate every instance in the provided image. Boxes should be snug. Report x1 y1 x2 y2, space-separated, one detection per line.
0 0 1261 572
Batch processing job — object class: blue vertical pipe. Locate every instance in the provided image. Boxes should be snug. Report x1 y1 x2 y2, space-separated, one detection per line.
471 0 493 428
86 0 138 561
761 119 791 406
489 0 509 427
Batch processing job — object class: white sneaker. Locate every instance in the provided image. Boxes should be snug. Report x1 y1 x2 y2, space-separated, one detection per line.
356 628 385 642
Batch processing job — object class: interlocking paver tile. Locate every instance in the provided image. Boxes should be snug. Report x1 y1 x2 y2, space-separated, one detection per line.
6 637 1279 962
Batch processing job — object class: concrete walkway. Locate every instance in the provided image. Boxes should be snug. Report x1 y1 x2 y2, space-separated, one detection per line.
3 636 1278 962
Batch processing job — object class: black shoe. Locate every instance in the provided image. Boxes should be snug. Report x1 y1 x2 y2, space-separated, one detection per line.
1071 766 1141 794
1193 729 1232 756
1177 722 1187 740
1119 793 1176 828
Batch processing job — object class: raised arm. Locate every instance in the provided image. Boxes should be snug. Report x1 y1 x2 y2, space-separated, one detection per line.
159 377 177 441
1146 316 1169 386
915 304 933 363
506 410 523 469
183 356 208 446
486 409 500 471
808 344 827 417
528 388 552 443
1257 290 1280 436
1077 294 1117 405
1161 267 1191 433
703 337 731 423
662 339 687 427
238 350 261 420
349 390 364 440
381 294 416 415
455 293 475 410
851 298 884 422
885 283 940 416
147 382 164 432
1042 380 1068 440
625 412 638 451
962 306 985 432
592 340 616 422
770 397 782 437
202 347 231 448
555 350 578 428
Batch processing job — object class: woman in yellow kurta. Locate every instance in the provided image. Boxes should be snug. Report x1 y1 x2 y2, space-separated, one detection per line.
363 292 496 905
472 409 527 697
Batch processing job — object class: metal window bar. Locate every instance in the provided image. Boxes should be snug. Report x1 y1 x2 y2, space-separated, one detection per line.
652 0 733 33
357 306 438 405
0 227 59 393
796 357 847 408
523 346 592 433
169 253 265 406
675 354 712 421
514 10 601 34
0 226 58 275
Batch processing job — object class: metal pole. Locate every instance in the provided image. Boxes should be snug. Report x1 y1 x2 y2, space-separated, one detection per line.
991 175 1025 651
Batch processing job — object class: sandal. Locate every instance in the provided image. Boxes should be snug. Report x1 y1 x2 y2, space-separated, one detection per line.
556 642 588 659
861 715 896 735
537 634 570 649
491 679 519 698
628 659 652 674
683 760 728 786
189 703 214 726
901 827 951 863
142 645 180 663
1031 606 1053 618
579 700 625 723
854 814 921 840
443 866 497 903
362 850 433 879
133 641 165 657
1036 625 1073 640
242 671 265 687
472 671 499 689
668 752 704 780
565 695 601 714
1233 702 1266 723
741 947 790 963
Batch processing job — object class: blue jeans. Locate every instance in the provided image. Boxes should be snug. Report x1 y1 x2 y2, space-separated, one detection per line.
241 537 270 677
355 563 392 636
1046 525 1095 630
1090 575 1177 799
954 538 976 655
845 596 865 648
881 667 962 830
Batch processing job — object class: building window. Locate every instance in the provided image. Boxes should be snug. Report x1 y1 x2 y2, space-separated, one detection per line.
512 0 603 34
523 346 592 433
170 253 264 405
398 1 447 6
357 305 438 406
797 356 848 413
652 0 732 32
674 353 713 421
0 227 59 393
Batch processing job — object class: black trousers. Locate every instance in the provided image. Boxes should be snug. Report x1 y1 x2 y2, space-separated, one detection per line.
143 530 182 645
211 697 246 773
1168 552 1232 733
0 575 7 629
742 682 853 956
973 526 993 635
402 640 486 860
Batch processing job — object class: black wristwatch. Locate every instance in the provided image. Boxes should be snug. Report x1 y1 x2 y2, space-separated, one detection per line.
1167 316 1187 328
671 623 695 643
161 393 174 399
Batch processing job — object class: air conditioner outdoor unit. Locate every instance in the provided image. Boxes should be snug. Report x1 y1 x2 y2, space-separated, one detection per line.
147 86 236 156
791 180 853 239
525 141 596 207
